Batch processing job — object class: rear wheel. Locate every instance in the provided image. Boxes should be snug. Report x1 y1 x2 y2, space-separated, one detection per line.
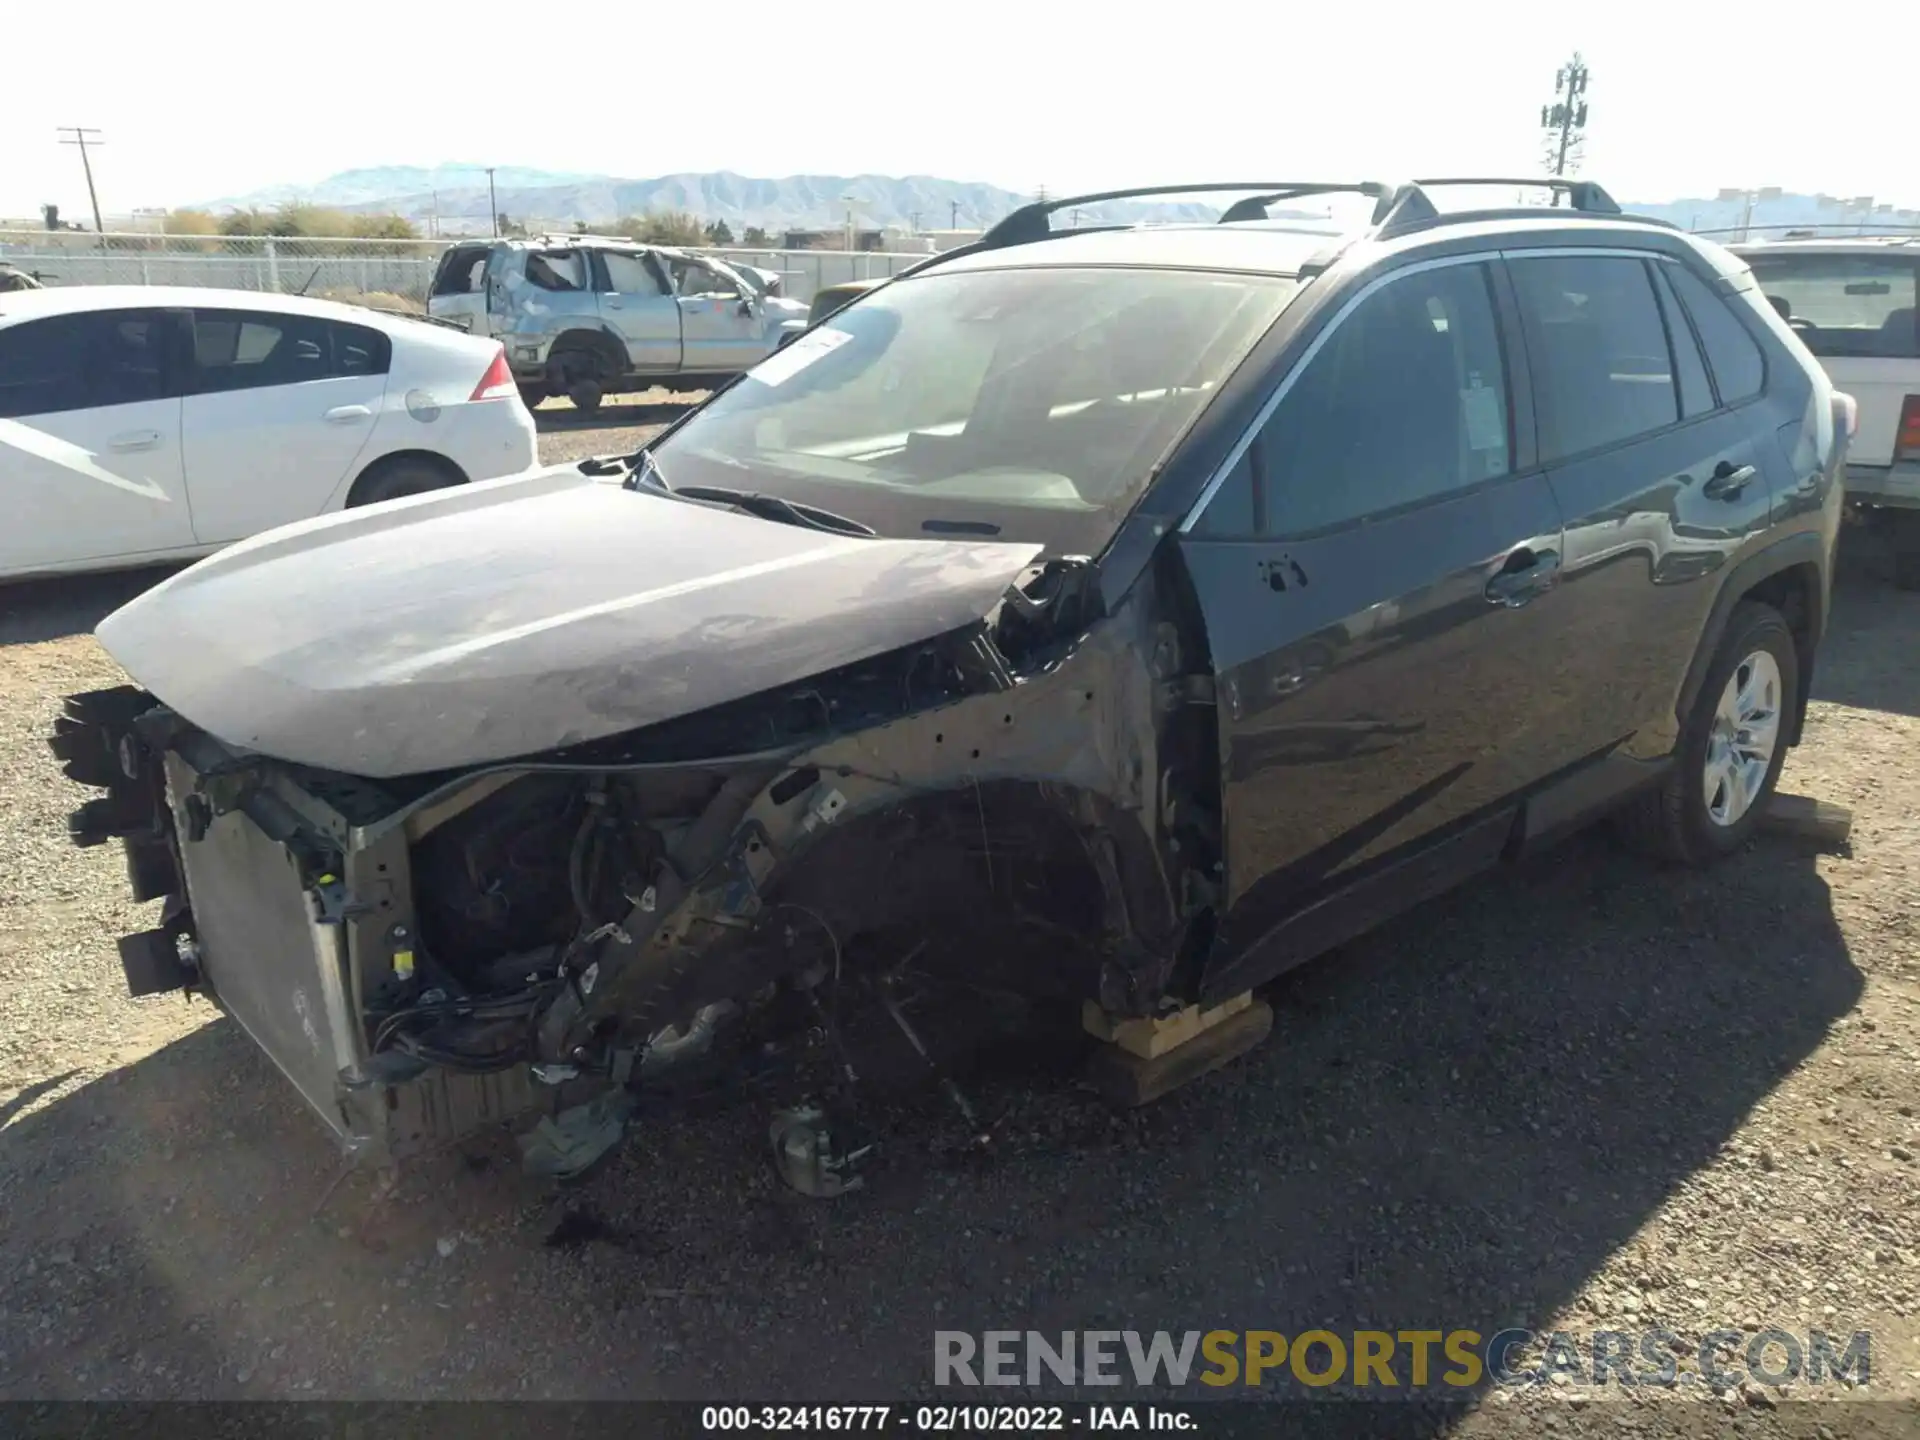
1616 601 1796 866
348 456 462 508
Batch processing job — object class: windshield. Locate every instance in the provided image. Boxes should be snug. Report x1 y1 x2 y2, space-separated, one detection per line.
652 265 1298 553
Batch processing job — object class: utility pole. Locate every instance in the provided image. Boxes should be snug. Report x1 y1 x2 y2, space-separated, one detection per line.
950 199 959 230
57 127 106 233
486 168 499 237
1538 53 1591 181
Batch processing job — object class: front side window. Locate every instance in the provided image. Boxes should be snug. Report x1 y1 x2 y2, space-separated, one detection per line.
1744 252 1918 360
1249 261 1511 535
672 260 741 299
0 309 169 418
653 266 1297 553
1511 255 1679 462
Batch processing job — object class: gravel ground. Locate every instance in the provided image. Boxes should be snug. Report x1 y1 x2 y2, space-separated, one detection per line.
1 428 1916 1430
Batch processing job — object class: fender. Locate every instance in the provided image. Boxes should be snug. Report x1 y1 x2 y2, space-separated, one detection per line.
1674 527 1828 748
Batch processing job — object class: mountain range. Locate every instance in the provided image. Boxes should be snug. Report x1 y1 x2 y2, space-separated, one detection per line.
199 165 1920 238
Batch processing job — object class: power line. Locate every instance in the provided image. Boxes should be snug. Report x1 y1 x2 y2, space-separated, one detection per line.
56 127 106 233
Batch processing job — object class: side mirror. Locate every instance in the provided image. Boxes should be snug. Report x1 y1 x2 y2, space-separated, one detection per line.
737 296 756 318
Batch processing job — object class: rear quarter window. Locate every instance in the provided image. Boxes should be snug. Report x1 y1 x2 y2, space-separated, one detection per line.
1744 252 1920 360
1665 263 1767 403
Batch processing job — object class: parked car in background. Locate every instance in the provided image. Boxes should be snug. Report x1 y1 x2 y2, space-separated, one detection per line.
428 236 809 413
806 275 887 326
58 179 1847 1176
1735 238 1920 586
0 286 536 582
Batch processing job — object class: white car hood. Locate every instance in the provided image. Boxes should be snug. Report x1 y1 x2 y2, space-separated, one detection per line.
96 467 1041 778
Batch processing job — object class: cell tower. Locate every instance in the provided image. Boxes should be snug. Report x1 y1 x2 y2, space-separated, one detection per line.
1540 54 1591 178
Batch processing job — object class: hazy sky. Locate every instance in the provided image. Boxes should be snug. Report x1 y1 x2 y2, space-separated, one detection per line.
4 0 1914 218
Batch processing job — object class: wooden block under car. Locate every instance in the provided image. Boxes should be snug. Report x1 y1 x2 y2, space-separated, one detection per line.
1084 994 1274 1108
1761 792 1854 849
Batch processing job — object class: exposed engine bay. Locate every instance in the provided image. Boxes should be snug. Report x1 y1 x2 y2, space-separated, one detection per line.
56 553 1215 1176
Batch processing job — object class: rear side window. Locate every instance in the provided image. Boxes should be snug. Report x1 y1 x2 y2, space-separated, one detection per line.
1510 256 1678 461
0 308 170 418
599 250 666 296
523 250 587 292
1744 252 1919 360
190 311 392 394
1252 261 1511 535
1665 263 1766 402
1648 265 1715 419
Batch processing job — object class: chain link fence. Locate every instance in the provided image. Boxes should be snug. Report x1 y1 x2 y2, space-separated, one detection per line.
0 231 928 310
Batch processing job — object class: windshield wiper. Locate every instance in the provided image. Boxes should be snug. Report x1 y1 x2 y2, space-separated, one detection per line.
625 450 873 537
674 485 876 537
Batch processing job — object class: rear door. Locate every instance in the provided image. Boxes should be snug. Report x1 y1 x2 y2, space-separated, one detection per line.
1175 256 1568 964
1508 250 1777 763
0 306 193 576
1742 248 1919 467
180 307 390 543
669 256 766 371
591 248 681 371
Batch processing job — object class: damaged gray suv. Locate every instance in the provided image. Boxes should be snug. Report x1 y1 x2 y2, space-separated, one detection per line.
56 179 1848 1175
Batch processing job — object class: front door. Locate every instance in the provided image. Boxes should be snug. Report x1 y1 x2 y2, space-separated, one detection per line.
180 307 388 543
670 256 766 372
0 306 192 576
1175 257 1569 969
592 249 682 372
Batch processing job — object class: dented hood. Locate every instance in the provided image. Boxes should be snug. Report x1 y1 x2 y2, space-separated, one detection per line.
96 468 1042 777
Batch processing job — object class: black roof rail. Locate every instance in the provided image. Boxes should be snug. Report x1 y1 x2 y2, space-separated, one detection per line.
1409 176 1623 214
980 181 1403 249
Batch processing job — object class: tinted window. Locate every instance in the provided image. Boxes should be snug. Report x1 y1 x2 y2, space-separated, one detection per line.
191 311 390 394
1649 264 1715 419
0 309 170 418
1190 450 1256 536
1512 256 1678 461
1744 252 1918 360
1666 263 1767 401
1254 262 1510 535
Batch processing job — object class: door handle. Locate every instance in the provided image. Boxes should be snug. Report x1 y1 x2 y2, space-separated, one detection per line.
604 298 625 309
107 430 162 453
1704 462 1756 500
1484 547 1561 608
323 405 373 424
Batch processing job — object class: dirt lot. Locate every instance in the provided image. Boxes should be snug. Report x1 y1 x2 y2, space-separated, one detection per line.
1 415 1916 1428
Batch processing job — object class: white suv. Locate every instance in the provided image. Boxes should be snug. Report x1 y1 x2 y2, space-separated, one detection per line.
0 286 537 581
426 237 809 412
1737 238 1920 586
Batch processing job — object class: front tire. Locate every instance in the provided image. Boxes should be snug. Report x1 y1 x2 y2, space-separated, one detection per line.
1617 601 1797 866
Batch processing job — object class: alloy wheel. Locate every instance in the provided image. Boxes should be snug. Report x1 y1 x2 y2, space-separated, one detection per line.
1703 650 1782 828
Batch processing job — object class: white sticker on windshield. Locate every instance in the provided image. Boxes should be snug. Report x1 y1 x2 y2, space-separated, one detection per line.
1461 384 1505 453
749 328 853 387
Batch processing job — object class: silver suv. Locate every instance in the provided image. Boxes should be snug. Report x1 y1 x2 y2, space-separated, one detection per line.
427 235 808 412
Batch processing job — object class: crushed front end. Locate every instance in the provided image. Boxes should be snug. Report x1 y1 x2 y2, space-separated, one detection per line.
52 563 1209 1172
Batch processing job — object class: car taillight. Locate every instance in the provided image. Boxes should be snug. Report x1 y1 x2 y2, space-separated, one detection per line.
1899 395 1920 460
470 345 516 402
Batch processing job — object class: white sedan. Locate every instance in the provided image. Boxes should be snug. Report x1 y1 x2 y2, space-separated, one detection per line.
0 285 539 581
